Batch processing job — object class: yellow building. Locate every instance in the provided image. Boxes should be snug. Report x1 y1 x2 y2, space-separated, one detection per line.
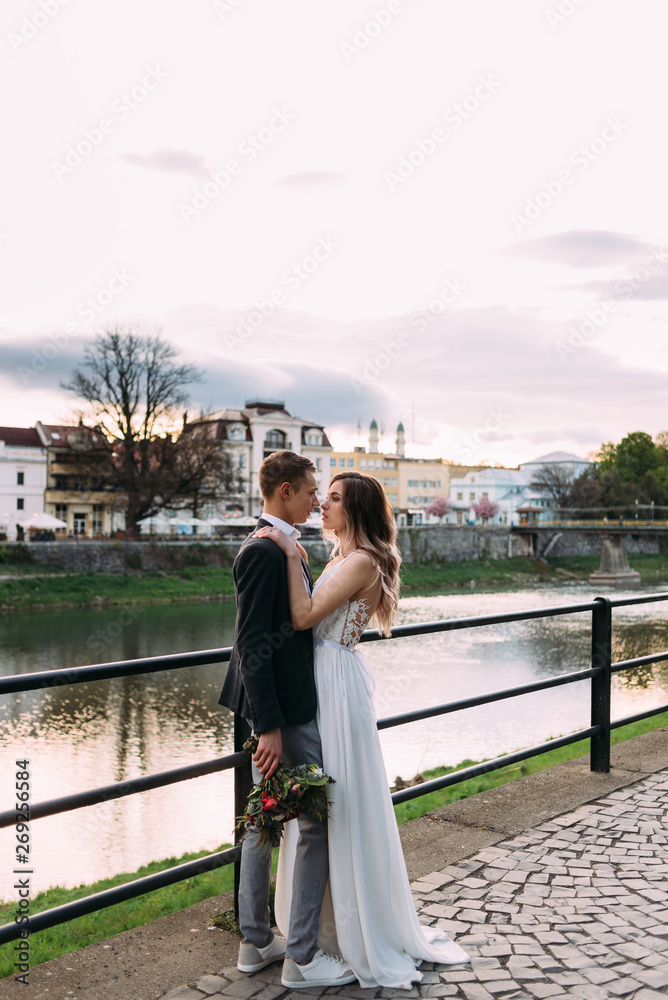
329 421 482 525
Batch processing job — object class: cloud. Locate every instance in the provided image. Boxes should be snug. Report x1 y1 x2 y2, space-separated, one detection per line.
0 334 85 389
120 149 209 177
162 301 668 463
4 300 668 465
562 267 668 303
189 356 389 429
273 171 350 188
502 230 650 268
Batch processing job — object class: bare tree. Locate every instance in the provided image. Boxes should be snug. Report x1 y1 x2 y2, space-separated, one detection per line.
530 464 575 511
61 326 238 535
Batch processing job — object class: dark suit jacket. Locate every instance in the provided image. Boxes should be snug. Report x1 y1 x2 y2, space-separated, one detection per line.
218 518 317 734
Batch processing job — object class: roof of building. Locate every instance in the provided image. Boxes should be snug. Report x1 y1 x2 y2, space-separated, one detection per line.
40 424 108 449
187 407 330 446
0 426 42 447
521 451 591 467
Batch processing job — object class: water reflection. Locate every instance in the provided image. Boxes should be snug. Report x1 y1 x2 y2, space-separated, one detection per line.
1 584 668 896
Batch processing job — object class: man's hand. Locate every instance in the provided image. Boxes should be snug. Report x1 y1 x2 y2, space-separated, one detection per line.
253 728 282 778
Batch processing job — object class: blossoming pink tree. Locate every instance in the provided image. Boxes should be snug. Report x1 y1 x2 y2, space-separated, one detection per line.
424 497 453 522
471 497 500 523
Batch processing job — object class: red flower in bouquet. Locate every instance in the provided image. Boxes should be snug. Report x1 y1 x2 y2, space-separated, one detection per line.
236 737 336 853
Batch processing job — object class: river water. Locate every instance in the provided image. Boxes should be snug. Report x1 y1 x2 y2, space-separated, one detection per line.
1 582 668 898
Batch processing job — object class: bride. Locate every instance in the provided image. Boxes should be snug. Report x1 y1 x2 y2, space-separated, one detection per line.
254 471 469 990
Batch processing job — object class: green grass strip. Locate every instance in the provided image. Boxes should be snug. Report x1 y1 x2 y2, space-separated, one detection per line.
0 845 237 979
2 553 668 612
0 566 236 611
393 711 668 824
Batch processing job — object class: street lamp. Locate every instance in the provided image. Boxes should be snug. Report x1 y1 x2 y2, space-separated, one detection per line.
635 498 638 521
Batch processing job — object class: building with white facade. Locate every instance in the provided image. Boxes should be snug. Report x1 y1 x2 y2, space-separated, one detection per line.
445 452 593 526
0 427 47 540
188 400 332 518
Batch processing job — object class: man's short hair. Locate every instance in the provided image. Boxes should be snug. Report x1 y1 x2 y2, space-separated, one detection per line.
258 450 316 500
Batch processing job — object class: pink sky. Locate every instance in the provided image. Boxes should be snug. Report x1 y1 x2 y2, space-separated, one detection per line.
1 0 667 464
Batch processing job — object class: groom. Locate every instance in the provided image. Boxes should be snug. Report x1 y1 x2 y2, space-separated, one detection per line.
219 450 355 989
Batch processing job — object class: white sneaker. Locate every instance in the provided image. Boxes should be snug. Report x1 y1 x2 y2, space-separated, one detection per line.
237 934 286 973
281 948 356 988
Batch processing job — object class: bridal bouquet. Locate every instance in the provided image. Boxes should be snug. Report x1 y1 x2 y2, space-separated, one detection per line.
236 736 335 852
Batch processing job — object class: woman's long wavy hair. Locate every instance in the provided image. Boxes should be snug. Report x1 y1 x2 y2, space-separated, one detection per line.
323 471 401 636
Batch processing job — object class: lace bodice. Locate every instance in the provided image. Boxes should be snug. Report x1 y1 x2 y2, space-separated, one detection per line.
313 555 374 648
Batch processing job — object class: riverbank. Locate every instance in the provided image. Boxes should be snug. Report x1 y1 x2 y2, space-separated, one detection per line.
2 710 666 979
2 553 668 612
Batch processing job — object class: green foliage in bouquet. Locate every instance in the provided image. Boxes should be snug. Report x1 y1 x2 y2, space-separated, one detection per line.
236 737 335 853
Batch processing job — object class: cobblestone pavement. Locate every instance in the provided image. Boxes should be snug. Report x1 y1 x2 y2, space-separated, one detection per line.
161 769 668 1000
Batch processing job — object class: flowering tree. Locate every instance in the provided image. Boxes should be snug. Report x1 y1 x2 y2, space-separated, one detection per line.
472 497 500 522
425 497 453 521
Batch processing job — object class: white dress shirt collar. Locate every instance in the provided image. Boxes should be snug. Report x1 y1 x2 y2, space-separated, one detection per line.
261 512 301 541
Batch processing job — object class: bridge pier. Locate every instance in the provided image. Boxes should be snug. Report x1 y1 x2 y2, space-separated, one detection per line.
588 533 641 587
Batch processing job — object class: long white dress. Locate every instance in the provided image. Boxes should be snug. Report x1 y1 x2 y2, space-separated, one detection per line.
275 556 469 989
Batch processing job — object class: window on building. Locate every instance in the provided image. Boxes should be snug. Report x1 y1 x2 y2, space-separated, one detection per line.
392 493 398 503
330 457 337 467
55 504 67 520
457 492 463 501
482 492 489 498
392 477 397 487
238 453 245 468
339 458 345 467
384 477 390 487
347 459 354 468
360 459 367 469
469 492 475 501
92 504 103 533
263 429 286 454
17 472 24 485
17 498 24 510
316 458 322 472
408 479 415 487
383 461 387 469
389 461 395 469
435 480 441 488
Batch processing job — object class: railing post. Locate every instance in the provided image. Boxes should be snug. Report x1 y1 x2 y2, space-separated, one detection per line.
233 715 252 921
590 596 612 772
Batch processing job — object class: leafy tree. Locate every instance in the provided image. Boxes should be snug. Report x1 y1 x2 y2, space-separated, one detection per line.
424 497 452 521
472 497 499 522
596 431 666 483
62 326 238 535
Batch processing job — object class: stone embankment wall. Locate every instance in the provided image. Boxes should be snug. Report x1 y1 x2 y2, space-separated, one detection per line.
396 526 533 563
15 526 665 572
20 539 331 572
531 529 663 559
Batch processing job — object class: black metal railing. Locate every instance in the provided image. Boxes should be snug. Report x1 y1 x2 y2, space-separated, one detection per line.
1 591 668 945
